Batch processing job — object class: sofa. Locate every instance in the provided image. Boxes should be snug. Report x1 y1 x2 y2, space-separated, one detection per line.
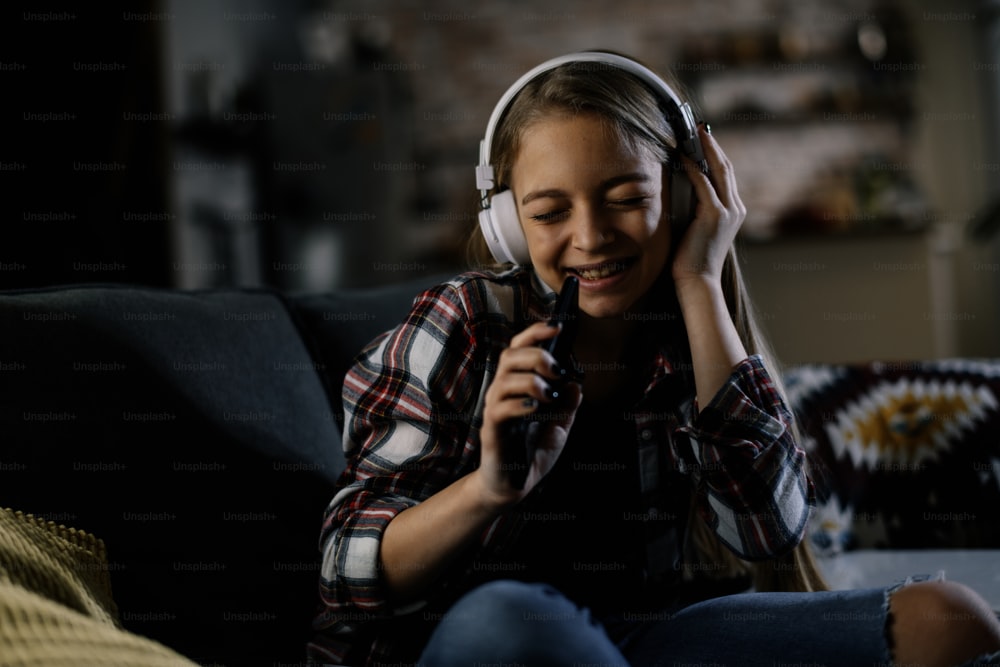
784 359 1000 610
0 276 444 666
1 277 998 665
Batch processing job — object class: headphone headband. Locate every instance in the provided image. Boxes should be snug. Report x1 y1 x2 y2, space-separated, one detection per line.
476 51 705 198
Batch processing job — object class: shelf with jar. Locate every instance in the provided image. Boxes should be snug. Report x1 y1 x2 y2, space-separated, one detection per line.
672 2 929 240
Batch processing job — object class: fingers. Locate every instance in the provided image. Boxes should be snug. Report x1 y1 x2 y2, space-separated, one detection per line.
484 321 568 426
701 124 745 219
502 321 565 379
509 319 560 349
681 124 746 226
497 367 560 408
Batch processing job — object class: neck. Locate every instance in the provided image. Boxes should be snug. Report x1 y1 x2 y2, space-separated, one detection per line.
573 287 666 363
573 312 638 364
572 312 650 405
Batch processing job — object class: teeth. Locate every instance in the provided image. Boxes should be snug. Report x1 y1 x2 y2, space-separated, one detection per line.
576 263 625 281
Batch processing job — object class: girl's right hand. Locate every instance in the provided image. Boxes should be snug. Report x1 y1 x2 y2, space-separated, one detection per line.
477 321 583 508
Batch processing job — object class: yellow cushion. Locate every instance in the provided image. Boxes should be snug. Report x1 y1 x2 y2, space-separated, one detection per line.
0 507 198 666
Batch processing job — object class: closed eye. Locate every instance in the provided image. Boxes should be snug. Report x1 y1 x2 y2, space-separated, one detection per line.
529 209 570 223
608 196 650 209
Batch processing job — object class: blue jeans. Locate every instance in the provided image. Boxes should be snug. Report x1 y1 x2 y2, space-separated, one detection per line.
418 579 1000 667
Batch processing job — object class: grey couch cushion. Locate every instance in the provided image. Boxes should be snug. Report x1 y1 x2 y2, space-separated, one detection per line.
0 284 342 664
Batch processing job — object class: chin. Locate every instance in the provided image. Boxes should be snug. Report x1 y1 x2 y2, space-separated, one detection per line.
579 296 638 321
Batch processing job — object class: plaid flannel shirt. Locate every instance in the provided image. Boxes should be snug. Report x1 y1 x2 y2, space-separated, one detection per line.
309 266 815 666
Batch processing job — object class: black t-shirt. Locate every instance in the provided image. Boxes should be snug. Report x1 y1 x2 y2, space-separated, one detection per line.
503 389 656 616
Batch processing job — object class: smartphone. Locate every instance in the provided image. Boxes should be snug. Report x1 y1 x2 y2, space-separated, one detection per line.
500 275 579 489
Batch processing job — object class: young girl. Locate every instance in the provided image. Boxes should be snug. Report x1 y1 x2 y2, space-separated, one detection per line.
311 52 1000 667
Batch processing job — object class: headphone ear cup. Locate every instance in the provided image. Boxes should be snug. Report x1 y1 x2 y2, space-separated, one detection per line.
478 190 530 265
478 206 510 265
669 163 694 242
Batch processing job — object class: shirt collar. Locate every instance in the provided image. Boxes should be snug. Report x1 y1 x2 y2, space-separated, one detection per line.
523 266 558 321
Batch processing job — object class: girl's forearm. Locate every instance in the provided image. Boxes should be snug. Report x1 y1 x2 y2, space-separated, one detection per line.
675 277 748 408
379 469 506 602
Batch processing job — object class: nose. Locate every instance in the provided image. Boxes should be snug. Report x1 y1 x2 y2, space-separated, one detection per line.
571 205 614 252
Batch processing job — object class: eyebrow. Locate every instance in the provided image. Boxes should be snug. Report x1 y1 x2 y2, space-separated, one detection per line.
520 172 652 206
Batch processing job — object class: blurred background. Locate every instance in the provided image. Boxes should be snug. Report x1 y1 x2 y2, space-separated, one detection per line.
1 0 998 363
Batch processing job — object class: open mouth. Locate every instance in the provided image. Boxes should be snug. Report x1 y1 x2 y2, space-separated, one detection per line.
567 258 636 282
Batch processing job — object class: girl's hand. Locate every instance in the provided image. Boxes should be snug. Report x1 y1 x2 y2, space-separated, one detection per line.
671 124 746 290
476 321 583 508
669 124 751 407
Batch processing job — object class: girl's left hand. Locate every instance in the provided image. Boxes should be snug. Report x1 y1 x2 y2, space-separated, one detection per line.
670 124 746 289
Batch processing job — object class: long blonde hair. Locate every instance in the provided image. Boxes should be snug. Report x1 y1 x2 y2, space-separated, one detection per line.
468 54 827 593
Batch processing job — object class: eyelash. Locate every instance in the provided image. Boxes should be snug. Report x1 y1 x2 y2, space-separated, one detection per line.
610 196 650 208
530 210 568 223
529 196 650 223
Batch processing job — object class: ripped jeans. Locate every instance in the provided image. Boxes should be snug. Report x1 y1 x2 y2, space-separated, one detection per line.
419 578 1000 667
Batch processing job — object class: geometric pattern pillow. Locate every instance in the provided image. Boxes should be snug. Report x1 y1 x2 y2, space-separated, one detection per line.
783 359 1000 554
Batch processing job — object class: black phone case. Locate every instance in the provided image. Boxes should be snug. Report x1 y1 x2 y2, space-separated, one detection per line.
500 276 579 489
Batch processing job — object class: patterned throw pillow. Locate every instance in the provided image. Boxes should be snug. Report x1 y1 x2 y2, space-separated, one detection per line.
783 360 1000 554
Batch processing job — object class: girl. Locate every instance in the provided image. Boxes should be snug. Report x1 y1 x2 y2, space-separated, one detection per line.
311 51 1000 667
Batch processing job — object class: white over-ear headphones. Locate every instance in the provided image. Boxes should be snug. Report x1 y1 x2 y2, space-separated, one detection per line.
475 51 707 266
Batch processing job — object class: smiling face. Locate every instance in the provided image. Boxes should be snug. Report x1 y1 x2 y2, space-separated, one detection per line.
510 112 672 319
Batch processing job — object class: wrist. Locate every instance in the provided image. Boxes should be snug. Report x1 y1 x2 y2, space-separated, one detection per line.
467 468 517 516
674 274 725 312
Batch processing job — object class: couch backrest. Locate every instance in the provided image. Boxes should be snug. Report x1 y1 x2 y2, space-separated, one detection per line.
0 279 438 664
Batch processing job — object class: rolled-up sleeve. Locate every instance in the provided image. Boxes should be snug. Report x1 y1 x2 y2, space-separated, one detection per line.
316 282 482 625
676 354 815 561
